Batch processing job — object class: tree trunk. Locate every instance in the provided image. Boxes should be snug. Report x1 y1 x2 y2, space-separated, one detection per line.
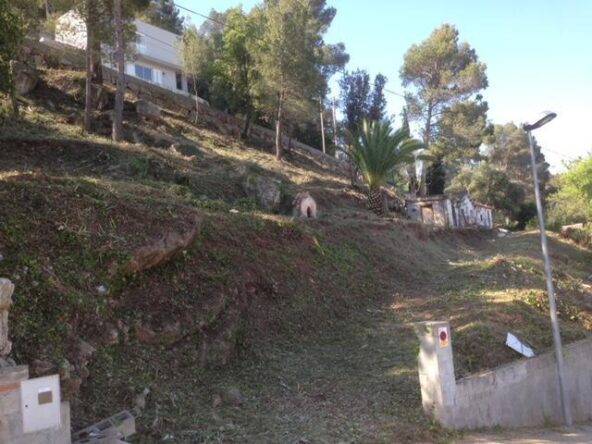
275 92 284 161
91 38 103 87
367 186 385 216
332 97 338 150
193 77 199 124
112 0 124 141
319 98 326 154
241 108 252 140
8 61 19 117
84 1 95 133
45 0 50 20
418 103 434 196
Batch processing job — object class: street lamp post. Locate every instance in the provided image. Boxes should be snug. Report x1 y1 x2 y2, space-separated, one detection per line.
523 112 572 427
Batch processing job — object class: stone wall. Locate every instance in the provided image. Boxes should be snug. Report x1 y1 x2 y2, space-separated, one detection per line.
416 321 592 430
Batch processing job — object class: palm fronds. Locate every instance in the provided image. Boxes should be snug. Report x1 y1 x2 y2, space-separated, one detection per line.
346 120 424 191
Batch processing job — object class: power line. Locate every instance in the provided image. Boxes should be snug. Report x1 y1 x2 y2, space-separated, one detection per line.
541 147 577 162
173 1 407 101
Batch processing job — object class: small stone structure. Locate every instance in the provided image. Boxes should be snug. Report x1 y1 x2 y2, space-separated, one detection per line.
406 194 494 229
415 321 592 429
292 192 317 219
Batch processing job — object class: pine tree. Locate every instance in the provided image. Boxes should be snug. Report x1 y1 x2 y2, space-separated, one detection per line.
140 0 184 34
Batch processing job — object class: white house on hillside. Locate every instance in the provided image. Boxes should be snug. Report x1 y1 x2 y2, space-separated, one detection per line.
55 10 190 95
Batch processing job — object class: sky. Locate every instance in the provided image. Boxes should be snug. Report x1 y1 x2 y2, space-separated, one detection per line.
175 0 592 171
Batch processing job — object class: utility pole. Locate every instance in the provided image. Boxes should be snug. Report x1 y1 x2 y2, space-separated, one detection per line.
319 98 326 154
332 97 338 156
524 112 572 427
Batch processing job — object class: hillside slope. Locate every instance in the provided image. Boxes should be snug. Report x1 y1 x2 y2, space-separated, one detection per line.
0 68 591 443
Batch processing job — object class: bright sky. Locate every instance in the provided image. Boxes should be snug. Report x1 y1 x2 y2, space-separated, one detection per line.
175 0 592 171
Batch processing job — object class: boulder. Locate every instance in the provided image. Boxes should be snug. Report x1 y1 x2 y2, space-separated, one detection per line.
135 100 161 121
242 174 283 213
222 387 244 406
561 223 585 238
124 218 201 274
14 62 39 96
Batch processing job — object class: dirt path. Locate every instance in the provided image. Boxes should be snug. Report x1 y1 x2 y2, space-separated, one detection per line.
82 294 454 443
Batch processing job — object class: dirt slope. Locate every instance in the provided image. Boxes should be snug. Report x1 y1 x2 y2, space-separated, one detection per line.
0 68 591 443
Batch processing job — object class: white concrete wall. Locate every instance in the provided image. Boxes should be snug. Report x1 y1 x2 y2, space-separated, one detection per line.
134 20 182 69
446 200 455 227
55 11 187 94
475 206 493 229
416 321 592 430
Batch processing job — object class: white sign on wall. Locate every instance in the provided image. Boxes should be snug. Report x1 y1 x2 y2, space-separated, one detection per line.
21 375 62 433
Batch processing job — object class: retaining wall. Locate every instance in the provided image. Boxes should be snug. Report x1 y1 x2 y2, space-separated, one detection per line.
416 321 592 429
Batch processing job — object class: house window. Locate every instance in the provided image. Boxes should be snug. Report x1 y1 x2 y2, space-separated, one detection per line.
134 64 153 82
176 73 183 90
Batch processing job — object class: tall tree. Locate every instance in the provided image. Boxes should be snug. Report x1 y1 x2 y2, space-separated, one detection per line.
254 0 345 160
139 0 184 34
0 0 27 115
339 69 370 135
368 73 387 122
485 122 551 196
401 24 488 194
212 7 259 138
83 0 96 132
339 70 388 135
447 163 526 221
447 122 551 228
547 156 592 228
181 26 210 123
112 0 124 141
65 0 149 132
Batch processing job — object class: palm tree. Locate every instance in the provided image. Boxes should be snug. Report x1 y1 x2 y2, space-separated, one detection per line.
346 120 424 216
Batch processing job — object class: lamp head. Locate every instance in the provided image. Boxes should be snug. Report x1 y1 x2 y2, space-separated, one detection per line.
523 111 557 131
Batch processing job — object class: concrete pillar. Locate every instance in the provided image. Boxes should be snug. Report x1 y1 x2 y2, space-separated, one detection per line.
415 321 456 427
0 279 15 358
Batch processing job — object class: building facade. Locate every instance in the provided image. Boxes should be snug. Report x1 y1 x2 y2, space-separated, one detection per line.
406 194 494 229
55 11 190 95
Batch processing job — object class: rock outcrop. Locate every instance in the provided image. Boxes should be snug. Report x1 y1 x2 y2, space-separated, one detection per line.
135 99 161 121
125 218 201 274
242 174 283 213
14 62 39 96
